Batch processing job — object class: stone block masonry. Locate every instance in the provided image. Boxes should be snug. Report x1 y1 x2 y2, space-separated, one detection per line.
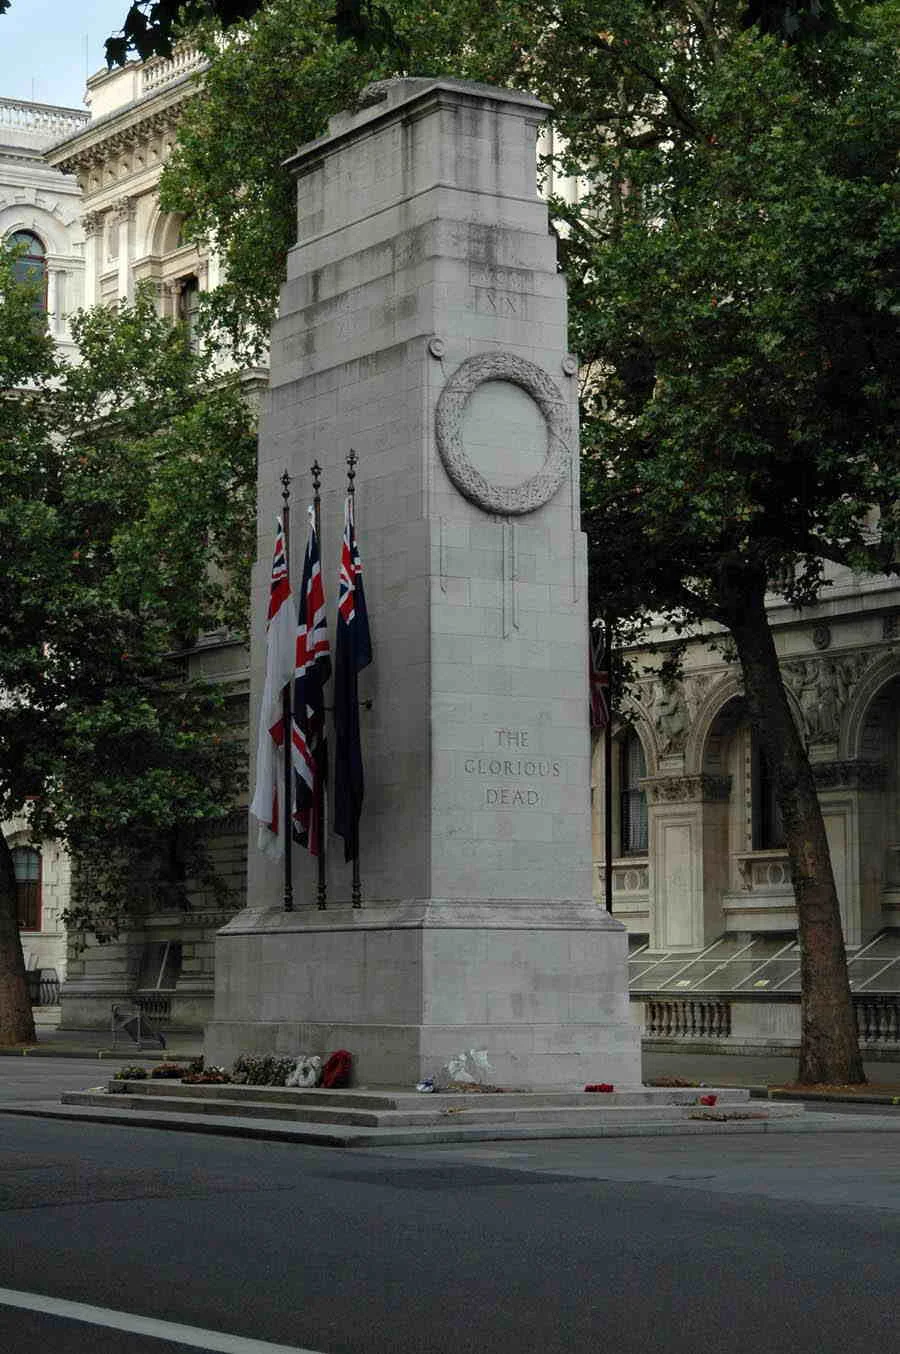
205 79 641 1088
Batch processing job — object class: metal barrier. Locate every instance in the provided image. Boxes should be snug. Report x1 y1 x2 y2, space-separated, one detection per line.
111 1003 167 1050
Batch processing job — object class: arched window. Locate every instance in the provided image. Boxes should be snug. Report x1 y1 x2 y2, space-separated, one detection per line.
7 230 47 312
11 845 42 931
620 728 648 854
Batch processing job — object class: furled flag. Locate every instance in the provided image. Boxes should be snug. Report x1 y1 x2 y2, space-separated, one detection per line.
292 509 331 855
249 517 297 857
589 622 610 731
333 493 372 861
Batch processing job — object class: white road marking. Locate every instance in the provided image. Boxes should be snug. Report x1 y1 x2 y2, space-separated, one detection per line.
0 1287 328 1353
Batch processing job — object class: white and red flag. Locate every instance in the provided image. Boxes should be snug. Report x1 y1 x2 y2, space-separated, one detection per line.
292 509 331 855
249 516 297 856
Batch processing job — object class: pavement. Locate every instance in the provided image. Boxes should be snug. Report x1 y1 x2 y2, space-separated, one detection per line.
641 1048 900 1101
0 1027 203 1062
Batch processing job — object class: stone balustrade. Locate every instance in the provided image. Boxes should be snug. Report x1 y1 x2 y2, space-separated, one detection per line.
593 860 649 898
735 849 792 892
645 998 732 1039
0 97 89 143
140 44 207 94
855 996 900 1045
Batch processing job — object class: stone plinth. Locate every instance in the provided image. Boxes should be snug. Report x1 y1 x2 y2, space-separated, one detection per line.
205 78 640 1088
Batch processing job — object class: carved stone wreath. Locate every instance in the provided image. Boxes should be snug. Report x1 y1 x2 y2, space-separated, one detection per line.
434 351 573 515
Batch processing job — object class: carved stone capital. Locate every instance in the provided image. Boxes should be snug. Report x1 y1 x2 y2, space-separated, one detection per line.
80 210 104 237
109 196 138 224
434 350 573 516
641 773 732 804
812 760 886 791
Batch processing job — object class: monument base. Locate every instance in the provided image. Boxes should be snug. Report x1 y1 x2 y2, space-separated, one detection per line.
204 902 642 1089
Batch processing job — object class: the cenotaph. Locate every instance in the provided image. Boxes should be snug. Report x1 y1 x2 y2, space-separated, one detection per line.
205 78 641 1089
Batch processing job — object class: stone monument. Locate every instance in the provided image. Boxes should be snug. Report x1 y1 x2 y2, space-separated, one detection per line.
205 77 641 1088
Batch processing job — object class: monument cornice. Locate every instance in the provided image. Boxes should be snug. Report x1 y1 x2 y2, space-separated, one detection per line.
220 900 626 935
284 77 551 180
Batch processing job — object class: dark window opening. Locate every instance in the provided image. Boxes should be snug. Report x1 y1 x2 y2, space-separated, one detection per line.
177 275 200 349
620 729 648 855
752 735 786 850
12 845 42 931
136 939 182 991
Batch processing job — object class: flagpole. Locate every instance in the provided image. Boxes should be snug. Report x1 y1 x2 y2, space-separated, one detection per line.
603 609 614 915
347 450 362 909
281 469 294 912
311 459 328 911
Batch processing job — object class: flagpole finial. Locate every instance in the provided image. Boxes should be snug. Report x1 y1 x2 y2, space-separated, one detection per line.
281 468 291 510
346 449 358 497
311 460 322 497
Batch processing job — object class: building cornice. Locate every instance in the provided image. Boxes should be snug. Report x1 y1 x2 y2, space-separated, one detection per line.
44 66 206 179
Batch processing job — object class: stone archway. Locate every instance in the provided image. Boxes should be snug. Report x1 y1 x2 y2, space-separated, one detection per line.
851 670 900 935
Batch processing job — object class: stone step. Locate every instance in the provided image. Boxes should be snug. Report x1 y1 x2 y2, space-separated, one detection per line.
11 1098 860 1148
63 1089 802 1128
103 1080 752 1110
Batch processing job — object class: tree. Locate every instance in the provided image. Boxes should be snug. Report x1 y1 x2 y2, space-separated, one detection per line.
537 0 898 1084
0 271 257 1043
0 0 402 66
0 239 56 1045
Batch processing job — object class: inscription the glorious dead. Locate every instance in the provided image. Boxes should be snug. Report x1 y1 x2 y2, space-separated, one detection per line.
464 728 560 807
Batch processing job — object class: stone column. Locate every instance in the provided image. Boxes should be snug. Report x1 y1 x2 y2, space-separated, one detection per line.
644 774 732 950
205 78 640 1088
81 212 102 310
112 197 136 303
813 760 886 947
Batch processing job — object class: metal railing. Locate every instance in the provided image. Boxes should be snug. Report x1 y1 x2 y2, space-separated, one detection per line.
111 1002 167 1050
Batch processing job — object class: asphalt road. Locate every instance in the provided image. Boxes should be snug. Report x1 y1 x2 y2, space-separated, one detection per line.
1 1112 899 1354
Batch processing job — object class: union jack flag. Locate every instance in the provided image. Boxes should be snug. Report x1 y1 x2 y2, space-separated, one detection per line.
292 510 331 855
333 493 372 861
589 622 609 731
249 516 297 857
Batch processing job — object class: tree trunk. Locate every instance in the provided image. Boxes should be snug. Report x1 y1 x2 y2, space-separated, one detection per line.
0 833 37 1046
717 558 864 1085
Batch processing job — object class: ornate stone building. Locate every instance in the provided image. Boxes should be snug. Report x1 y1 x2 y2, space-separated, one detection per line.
2 95 90 1014
1 95 87 361
44 44 218 323
33 51 252 1034
595 560 900 1054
